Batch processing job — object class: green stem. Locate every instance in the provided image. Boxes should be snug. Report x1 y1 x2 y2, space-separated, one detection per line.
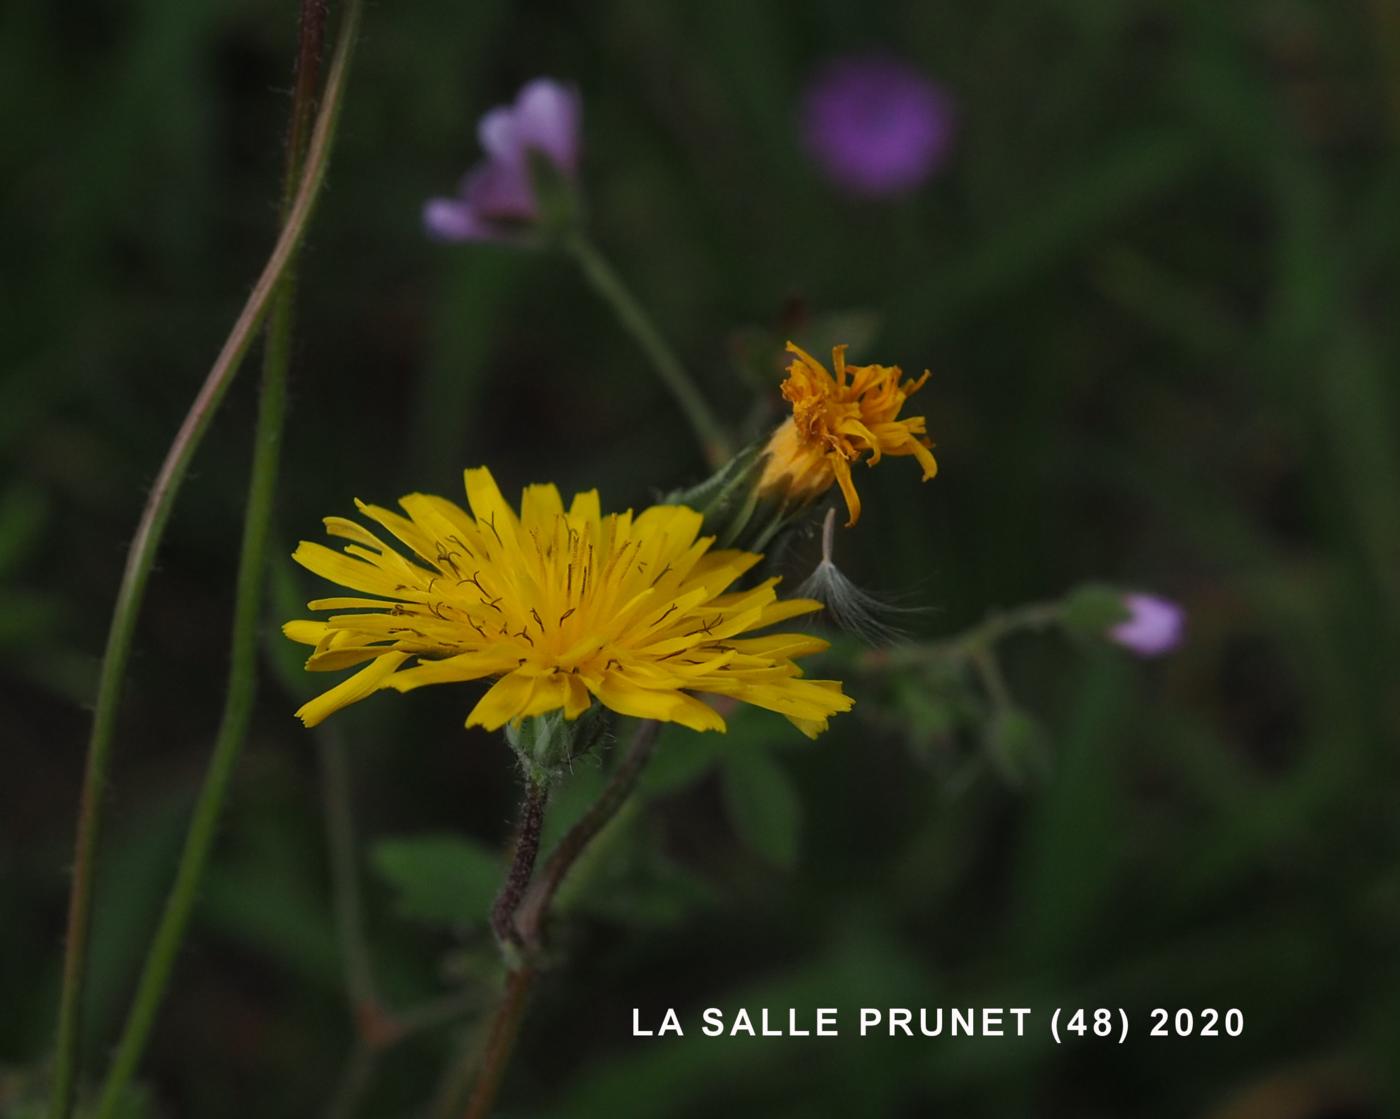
563 232 730 466
455 720 661 1119
461 968 537 1119
970 646 1013 710
48 2 350 1112
862 601 1064 672
490 779 548 949
513 719 660 949
78 5 362 1115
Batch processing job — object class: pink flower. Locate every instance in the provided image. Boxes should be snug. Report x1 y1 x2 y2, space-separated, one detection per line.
424 78 582 244
1109 593 1185 657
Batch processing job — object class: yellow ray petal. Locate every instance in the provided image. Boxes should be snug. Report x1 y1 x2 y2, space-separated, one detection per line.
520 483 565 535
465 669 539 730
284 619 327 646
292 541 404 597
294 652 409 727
464 467 520 549
590 670 727 732
754 597 823 628
726 633 831 659
567 488 601 528
383 649 523 692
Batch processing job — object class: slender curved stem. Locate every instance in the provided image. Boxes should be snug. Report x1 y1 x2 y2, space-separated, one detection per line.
51 6 361 1116
461 968 536 1119
429 1023 491 1119
514 719 660 948
490 780 548 948
860 601 1064 672
454 776 548 1119
457 720 661 1119
971 646 1013 709
563 232 730 466
49 1 348 1112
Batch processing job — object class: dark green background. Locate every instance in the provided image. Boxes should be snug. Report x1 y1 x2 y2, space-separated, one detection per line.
3 0 1399 1115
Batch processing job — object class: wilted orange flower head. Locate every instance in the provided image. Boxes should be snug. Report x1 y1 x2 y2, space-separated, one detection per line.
758 342 937 526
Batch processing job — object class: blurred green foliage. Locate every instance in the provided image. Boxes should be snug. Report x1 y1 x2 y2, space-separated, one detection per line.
372 835 504 929
3 0 1400 1116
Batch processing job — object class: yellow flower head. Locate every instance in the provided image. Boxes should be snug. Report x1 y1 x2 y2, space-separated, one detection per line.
285 467 853 738
758 341 938 527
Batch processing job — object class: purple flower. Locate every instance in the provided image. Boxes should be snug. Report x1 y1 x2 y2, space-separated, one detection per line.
801 55 955 198
424 78 582 244
1109 594 1185 657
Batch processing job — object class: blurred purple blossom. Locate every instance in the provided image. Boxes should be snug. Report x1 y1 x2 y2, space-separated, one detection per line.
1109 593 1185 657
801 55 955 198
424 78 582 244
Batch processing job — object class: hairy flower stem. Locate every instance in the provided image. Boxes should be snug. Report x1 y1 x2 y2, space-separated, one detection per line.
460 720 661 1119
562 232 730 467
50 0 349 1110
465 775 550 1119
51 6 362 1117
462 968 536 1119
862 601 1064 672
514 719 660 948
971 646 1014 710
490 779 548 948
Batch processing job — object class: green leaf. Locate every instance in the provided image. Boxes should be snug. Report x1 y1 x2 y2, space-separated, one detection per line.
199 863 341 992
371 833 504 929
720 750 801 869
637 726 728 798
572 846 719 928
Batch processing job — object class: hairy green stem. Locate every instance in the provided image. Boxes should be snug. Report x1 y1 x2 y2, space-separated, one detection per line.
863 601 1064 672
63 5 362 1116
971 646 1014 710
513 719 660 949
48 2 350 1112
563 232 730 466
458 720 661 1119
490 779 548 949
461 967 536 1119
